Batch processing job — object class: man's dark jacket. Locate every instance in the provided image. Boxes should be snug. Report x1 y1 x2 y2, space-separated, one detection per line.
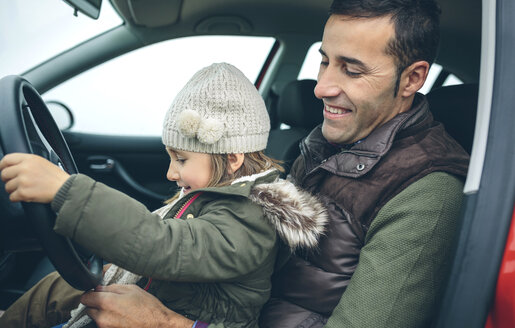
260 94 470 326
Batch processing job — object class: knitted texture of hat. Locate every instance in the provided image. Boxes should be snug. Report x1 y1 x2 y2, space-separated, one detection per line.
162 62 270 154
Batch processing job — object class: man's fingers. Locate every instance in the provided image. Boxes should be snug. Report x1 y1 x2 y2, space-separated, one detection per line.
81 289 107 308
81 288 122 328
84 307 106 326
80 285 131 307
85 306 100 318
85 307 115 328
95 284 132 294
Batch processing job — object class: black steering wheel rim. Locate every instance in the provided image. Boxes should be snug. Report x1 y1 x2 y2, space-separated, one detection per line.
0 75 102 291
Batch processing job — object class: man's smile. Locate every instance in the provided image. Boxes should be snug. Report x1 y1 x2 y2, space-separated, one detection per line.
324 104 353 118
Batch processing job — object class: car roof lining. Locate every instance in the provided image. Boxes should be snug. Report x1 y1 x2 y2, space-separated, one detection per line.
25 0 481 93
110 0 481 83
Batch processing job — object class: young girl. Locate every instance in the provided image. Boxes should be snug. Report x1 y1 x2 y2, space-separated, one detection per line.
0 63 327 328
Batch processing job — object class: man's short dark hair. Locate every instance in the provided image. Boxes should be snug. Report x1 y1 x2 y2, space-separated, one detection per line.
329 0 441 96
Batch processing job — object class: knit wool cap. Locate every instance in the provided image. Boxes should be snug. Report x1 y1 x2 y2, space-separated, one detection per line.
162 62 270 154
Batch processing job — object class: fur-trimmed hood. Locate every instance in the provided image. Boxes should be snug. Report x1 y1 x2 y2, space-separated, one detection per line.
249 177 328 251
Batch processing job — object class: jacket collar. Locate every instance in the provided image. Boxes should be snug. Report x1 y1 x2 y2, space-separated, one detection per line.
171 168 328 251
301 93 432 178
185 169 281 199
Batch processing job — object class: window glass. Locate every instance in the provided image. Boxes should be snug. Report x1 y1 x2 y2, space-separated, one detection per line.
43 36 275 136
419 64 463 94
298 42 463 94
419 63 443 94
298 42 322 80
442 74 463 87
0 0 121 77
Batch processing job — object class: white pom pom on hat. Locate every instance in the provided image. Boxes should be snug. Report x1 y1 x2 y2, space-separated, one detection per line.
197 117 224 144
177 109 201 138
162 62 270 154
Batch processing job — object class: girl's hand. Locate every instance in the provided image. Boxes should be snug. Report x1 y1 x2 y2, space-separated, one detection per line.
0 153 70 203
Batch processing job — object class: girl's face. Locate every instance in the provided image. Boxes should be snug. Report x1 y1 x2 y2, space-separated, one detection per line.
166 148 213 195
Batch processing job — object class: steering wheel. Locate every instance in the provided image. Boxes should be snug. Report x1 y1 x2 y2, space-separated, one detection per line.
0 75 102 291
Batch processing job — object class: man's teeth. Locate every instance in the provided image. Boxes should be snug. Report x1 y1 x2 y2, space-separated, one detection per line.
326 106 348 114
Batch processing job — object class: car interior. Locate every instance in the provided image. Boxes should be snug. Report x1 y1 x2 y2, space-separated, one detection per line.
4 0 513 326
264 79 324 172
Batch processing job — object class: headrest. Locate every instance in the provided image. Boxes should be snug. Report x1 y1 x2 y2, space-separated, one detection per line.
426 83 479 154
277 79 324 129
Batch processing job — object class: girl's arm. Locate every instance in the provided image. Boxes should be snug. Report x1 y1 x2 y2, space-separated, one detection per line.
53 173 276 282
0 153 275 282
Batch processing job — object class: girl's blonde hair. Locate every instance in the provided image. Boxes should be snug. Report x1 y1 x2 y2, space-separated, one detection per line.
165 151 283 203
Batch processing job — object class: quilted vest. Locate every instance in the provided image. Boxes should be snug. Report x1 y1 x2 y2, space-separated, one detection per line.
269 94 470 317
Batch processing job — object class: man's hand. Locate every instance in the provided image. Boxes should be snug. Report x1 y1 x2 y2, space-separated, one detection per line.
80 284 195 328
0 153 70 203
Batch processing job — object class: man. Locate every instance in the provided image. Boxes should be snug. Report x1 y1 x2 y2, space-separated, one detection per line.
259 1 469 326
0 0 470 327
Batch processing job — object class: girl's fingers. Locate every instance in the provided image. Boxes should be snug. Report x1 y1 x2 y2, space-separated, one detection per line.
3 177 19 194
5 178 34 203
0 165 19 183
0 153 69 203
0 153 29 170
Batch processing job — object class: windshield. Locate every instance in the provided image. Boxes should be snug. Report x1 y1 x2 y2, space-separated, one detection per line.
0 0 122 77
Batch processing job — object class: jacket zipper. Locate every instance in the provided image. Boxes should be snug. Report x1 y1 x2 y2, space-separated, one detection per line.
338 149 380 158
304 149 380 178
174 192 203 219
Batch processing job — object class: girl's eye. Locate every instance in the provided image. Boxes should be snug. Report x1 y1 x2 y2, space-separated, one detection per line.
176 158 186 164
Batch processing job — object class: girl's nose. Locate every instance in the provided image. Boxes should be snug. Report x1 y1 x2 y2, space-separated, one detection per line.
166 163 179 181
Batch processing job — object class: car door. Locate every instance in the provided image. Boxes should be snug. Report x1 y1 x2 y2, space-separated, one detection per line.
433 0 515 326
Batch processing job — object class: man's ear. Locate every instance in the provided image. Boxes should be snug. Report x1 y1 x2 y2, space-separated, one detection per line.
227 153 245 174
400 60 430 97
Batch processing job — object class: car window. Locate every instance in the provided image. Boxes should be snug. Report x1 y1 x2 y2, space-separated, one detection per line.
43 36 275 136
298 41 463 94
298 42 323 81
418 63 463 94
0 0 122 77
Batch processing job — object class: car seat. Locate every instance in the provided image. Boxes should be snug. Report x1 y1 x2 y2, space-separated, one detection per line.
426 83 479 154
264 79 324 172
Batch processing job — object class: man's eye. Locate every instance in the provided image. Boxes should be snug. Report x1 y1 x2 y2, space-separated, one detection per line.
345 68 361 78
320 61 329 67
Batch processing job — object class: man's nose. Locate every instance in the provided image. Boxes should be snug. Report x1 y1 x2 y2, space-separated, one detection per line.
314 67 341 99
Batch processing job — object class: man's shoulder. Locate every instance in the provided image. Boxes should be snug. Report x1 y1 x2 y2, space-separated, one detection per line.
379 171 464 221
398 171 464 199
366 171 465 244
